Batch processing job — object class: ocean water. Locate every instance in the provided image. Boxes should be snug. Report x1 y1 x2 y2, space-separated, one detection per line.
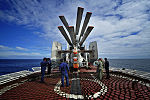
0 59 41 76
109 59 150 73
0 59 150 76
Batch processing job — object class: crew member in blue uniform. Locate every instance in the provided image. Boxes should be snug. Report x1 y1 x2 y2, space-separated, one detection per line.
59 59 69 87
40 57 48 83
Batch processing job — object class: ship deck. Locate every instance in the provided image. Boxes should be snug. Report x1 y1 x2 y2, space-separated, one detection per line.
0 66 150 100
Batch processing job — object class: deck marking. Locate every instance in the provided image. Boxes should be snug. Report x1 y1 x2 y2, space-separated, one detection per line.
54 74 107 99
0 79 27 95
111 74 150 87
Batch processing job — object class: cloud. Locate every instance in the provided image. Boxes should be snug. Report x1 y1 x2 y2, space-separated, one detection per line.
0 45 12 50
0 51 40 56
16 46 28 51
0 51 51 59
0 45 51 58
84 0 150 58
0 0 150 58
0 45 28 51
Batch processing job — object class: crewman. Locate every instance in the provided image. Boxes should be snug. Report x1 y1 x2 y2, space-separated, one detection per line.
47 58 51 75
104 58 110 79
40 57 48 83
93 58 103 80
59 59 69 87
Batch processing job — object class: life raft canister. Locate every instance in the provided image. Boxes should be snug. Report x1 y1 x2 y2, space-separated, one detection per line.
73 50 77 54
73 63 79 68
73 57 78 61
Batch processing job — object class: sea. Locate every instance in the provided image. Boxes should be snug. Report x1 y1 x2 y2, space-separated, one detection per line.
0 59 41 76
0 59 150 76
109 59 150 73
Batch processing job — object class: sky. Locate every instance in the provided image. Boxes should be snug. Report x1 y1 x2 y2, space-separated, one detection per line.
0 0 150 59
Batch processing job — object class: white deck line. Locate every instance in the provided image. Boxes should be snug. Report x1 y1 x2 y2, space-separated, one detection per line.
0 66 55 85
0 67 41 85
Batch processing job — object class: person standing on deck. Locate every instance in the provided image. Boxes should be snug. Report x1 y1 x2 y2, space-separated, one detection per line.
98 58 103 80
59 59 70 87
104 58 110 79
47 58 52 75
40 58 49 83
93 58 103 80
100 58 105 77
